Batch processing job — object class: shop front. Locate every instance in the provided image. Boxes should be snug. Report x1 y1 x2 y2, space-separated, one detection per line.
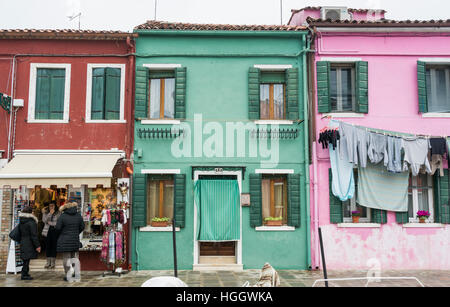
0 150 131 273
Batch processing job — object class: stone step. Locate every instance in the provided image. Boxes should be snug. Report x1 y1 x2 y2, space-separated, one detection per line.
199 256 237 265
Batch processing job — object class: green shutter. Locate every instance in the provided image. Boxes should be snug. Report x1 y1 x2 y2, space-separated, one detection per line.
434 170 450 224
356 61 369 113
260 71 285 83
105 67 121 120
371 209 387 224
132 173 147 227
35 68 65 120
287 173 301 227
417 61 428 113
328 168 343 223
249 173 262 227
135 66 149 119
91 68 105 120
175 67 186 119
395 211 409 224
285 68 299 120
248 67 260 120
317 61 330 113
174 174 186 228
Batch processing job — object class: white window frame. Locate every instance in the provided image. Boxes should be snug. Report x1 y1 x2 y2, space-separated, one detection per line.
426 66 450 113
408 175 434 223
85 63 126 123
330 64 356 113
27 63 71 123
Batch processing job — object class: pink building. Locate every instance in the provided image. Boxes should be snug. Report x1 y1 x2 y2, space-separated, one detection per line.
289 7 450 270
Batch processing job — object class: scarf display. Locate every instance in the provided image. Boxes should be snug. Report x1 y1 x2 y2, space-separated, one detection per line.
100 230 126 266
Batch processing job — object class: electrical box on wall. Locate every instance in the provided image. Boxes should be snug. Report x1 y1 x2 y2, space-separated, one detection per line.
13 99 24 107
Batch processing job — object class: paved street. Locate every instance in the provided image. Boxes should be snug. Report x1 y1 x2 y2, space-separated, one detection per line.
0 269 448 287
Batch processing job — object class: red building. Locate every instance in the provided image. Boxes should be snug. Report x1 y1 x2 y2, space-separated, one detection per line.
0 29 136 273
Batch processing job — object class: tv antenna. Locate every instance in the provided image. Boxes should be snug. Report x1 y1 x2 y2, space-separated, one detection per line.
68 12 81 30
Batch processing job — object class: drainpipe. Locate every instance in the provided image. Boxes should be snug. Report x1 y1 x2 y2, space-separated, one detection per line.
301 35 312 269
7 56 15 161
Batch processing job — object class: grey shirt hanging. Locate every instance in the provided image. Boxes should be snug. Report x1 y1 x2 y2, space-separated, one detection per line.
368 133 387 164
402 137 431 176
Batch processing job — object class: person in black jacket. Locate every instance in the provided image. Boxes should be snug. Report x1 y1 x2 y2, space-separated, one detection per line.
55 202 84 282
18 206 41 280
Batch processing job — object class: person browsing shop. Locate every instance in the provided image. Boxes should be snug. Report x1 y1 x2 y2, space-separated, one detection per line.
41 201 61 269
18 206 41 280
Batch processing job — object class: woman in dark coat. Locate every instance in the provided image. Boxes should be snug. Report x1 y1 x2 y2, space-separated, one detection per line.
18 206 41 280
55 202 84 282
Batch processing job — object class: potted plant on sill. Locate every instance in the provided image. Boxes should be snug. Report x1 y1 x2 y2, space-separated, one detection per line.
264 216 283 226
151 217 170 227
351 210 361 223
416 210 430 223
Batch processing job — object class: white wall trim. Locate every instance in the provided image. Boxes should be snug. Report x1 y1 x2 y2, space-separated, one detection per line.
141 169 181 174
255 226 295 231
253 64 292 71
337 223 381 228
255 169 295 174
85 63 126 123
422 113 450 118
28 63 71 123
402 223 445 228
139 226 181 232
321 112 365 118
140 119 181 125
418 58 450 64
143 63 182 70
319 57 363 62
254 120 294 125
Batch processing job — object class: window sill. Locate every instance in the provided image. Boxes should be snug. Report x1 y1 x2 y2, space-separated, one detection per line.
254 120 294 125
402 223 444 228
255 226 295 231
85 120 126 124
337 223 381 228
421 113 450 118
139 226 181 232
26 119 69 124
322 113 365 118
140 119 181 125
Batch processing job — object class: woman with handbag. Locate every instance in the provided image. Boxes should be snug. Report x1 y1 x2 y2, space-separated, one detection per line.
17 206 41 280
41 202 60 269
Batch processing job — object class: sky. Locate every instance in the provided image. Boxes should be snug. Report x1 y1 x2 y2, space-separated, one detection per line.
0 0 449 31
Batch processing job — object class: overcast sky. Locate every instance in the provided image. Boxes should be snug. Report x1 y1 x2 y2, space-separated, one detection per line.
0 0 448 31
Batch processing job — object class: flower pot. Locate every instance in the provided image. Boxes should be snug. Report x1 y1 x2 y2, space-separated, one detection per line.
419 218 427 224
266 220 283 226
352 216 360 223
151 221 169 227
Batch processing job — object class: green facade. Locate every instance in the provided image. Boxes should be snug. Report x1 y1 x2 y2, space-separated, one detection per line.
132 29 310 270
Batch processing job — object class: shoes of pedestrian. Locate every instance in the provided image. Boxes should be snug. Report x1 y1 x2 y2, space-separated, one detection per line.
21 276 33 280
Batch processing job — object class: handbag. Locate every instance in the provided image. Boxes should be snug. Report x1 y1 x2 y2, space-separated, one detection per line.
9 224 21 242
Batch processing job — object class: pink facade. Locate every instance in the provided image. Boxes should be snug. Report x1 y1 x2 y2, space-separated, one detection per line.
291 8 450 270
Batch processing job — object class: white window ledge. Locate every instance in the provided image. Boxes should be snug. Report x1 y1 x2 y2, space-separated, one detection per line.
337 223 381 228
402 223 444 228
139 226 181 232
254 120 294 125
26 120 69 124
85 120 127 124
255 169 294 174
255 226 296 231
322 113 365 118
140 119 181 125
422 113 450 118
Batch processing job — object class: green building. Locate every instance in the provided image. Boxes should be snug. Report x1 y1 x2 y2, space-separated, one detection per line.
131 21 311 271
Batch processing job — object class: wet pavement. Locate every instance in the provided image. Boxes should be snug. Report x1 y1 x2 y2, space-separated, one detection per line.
1 269 449 287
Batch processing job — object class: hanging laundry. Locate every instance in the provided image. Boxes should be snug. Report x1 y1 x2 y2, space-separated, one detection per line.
430 154 444 177
329 120 355 201
357 161 409 212
339 121 357 165
354 127 369 168
430 138 447 156
402 137 431 176
384 136 403 173
368 132 387 164
318 128 340 150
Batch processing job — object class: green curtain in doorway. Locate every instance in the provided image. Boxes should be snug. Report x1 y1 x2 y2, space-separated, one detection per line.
194 179 240 241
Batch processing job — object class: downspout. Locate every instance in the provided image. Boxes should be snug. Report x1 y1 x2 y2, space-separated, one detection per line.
7 56 15 161
301 35 312 269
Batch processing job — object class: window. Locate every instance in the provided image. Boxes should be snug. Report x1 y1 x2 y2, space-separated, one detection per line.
146 175 174 225
86 64 125 122
149 71 175 119
28 63 71 123
426 65 450 112
342 169 371 222
330 63 356 112
259 71 286 120
261 175 288 225
408 173 434 222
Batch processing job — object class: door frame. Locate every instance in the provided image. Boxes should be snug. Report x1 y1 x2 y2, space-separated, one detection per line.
193 170 242 266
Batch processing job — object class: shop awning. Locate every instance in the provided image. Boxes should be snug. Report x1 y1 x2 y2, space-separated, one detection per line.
0 151 124 188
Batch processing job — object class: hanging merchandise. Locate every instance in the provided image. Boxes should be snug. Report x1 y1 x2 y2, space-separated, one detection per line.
357 161 410 212
100 230 126 266
402 137 432 176
329 120 355 202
